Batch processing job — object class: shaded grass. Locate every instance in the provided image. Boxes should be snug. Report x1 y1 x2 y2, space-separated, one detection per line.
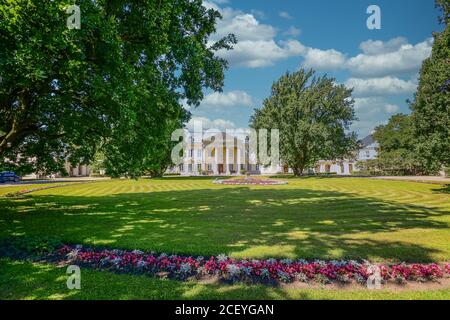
1 258 449 300
0 177 449 262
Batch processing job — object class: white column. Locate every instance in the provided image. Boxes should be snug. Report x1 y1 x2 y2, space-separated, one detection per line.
214 148 218 174
225 148 230 174
203 148 207 173
237 148 241 175
193 148 198 175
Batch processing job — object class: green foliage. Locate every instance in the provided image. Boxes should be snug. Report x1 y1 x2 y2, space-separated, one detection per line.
435 0 450 25
356 159 382 176
89 151 106 176
250 69 358 176
0 0 235 177
372 114 428 175
410 0 450 172
444 166 450 177
0 236 63 259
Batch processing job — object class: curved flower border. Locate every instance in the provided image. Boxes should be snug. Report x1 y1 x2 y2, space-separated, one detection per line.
2 182 86 198
56 245 450 285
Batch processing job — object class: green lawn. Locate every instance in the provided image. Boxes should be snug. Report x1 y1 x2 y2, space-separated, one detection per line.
1 177 449 261
0 177 449 299
0 183 70 196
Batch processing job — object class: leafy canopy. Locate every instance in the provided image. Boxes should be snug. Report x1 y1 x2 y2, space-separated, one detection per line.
371 114 427 175
0 0 235 177
250 69 357 176
410 0 450 172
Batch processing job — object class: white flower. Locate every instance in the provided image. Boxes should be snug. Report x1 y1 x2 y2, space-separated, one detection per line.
67 249 79 260
217 254 228 263
226 264 240 276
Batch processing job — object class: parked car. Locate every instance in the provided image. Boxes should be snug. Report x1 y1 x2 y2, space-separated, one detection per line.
0 171 21 183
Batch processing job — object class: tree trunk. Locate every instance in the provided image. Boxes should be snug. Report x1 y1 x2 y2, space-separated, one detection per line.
292 163 305 177
149 168 165 178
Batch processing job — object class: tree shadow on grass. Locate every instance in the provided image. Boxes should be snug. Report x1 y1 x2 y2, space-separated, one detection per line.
434 184 450 194
0 258 293 300
0 187 448 262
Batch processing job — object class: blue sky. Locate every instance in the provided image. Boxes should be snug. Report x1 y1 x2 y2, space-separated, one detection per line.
187 0 443 138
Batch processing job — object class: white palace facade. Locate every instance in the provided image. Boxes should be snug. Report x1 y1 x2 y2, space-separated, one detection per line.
167 131 379 176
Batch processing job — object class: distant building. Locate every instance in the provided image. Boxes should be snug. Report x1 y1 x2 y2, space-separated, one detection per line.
23 161 91 179
168 132 378 176
315 135 379 175
357 135 379 161
166 132 263 176
64 162 91 177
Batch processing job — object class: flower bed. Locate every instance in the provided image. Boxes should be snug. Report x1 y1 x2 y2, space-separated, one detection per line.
53 245 450 285
3 186 57 198
214 178 287 186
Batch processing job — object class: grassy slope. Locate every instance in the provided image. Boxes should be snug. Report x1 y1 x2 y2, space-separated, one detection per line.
0 177 448 262
1 259 449 300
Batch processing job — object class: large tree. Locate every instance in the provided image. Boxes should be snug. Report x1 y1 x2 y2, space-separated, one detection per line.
410 0 450 173
0 0 235 177
371 114 427 175
250 70 357 176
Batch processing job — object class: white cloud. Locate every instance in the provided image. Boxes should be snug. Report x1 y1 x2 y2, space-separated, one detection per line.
347 38 433 77
350 97 401 138
384 104 400 113
302 48 347 71
354 98 400 114
298 37 432 77
250 9 266 20
187 116 236 131
213 9 277 42
206 1 433 76
345 77 417 97
283 26 301 37
202 90 254 108
182 90 255 112
353 97 380 112
359 37 409 55
351 119 387 138
206 3 307 68
217 39 306 68
279 11 293 20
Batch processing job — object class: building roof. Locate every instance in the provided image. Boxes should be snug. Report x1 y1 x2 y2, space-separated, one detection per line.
360 135 375 147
